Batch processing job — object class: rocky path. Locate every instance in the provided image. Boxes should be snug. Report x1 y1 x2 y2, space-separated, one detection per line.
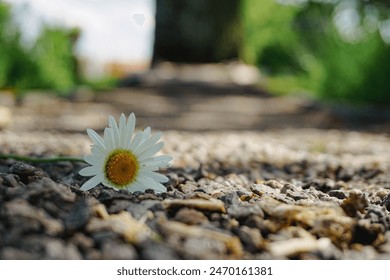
0 76 390 259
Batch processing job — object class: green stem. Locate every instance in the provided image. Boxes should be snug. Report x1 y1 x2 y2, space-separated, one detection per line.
0 154 85 163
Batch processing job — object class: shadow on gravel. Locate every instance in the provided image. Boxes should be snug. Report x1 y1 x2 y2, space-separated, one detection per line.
2 74 389 134
95 81 390 134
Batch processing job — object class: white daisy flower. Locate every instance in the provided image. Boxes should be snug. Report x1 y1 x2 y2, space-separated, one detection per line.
79 113 172 193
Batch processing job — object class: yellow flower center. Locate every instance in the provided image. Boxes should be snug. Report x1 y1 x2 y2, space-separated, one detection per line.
105 149 139 187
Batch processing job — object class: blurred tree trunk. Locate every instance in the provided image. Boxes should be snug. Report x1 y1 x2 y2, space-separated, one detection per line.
152 0 242 64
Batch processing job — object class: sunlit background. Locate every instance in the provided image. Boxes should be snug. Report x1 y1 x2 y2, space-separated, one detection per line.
2 0 155 79
2 0 390 265
0 0 389 132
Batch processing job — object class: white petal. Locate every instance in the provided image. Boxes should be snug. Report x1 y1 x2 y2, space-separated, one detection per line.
140 164 160 171
102 180 120 191
101 177 114 188
91 145 106 158
136 176 156 190
123 113 136 148
152 183 167 193
84 154 102 166
79 165 102 176
119 113 126 124
134 132 162 156
140 160 172 171
140 127 151 143
138 142 164 160
127 181 149 192
80 173 104 191
87 129 105 149
108 115 119 130
109 127 117 149
139 170 169 183
126 113 136 140
118 114 127 147
127 113 136 131
140 155 173 165
108 115 119 147
137 177 166 193
128 130 143 151
104 127 115 151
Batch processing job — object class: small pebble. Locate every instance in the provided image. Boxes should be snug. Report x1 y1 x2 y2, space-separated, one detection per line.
174 208 208 225
65 198 91 233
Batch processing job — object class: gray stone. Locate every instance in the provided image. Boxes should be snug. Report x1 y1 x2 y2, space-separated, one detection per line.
101 241 137 260
237 226 263 253
44 239 82 260
183 237 227 259
65 198 92 233
174 208 208 225
140 242 179 260
0 247 38 260
382 193 390 212
2 174 20 188
328 190 347 199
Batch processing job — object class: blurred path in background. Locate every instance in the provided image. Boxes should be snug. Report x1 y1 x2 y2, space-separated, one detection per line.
1 62 389 134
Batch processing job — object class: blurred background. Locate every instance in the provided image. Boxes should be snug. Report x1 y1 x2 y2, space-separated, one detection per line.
0 0 389 133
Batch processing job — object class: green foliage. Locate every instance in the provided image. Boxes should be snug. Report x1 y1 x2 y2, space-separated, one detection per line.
0 2 77 93
241 0 390 105
82 76 118 91
296 2 390 104
241 0 301 69
0 2 36 89
31 27 77 93
314 31 389 104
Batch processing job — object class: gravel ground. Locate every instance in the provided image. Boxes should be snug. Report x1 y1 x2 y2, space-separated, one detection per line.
1 128 390 259
1 70 390 259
